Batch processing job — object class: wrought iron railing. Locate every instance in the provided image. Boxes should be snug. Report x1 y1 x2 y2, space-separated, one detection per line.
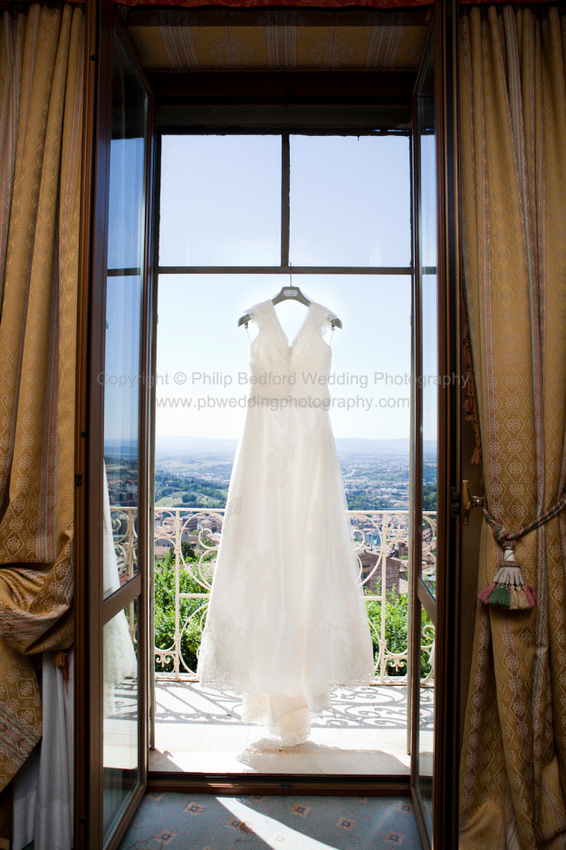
143 507 436 686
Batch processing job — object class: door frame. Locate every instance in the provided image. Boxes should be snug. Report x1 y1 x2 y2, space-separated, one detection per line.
430 0 462 846
409 1 462 846
75 0 463 842
409 20 436 848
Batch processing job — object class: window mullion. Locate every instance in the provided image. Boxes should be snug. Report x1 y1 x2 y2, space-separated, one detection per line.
281 133 290 268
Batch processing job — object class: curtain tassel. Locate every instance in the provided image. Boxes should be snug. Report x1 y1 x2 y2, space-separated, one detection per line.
479 488 566 612
478 547 536 610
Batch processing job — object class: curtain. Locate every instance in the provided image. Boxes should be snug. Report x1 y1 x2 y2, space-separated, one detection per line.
0 2 83 794
459 6 566 848
12 651 74 850
0 6 24 314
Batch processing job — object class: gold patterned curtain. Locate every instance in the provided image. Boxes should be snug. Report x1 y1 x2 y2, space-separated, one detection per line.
0 3 83 792
459 6 566 848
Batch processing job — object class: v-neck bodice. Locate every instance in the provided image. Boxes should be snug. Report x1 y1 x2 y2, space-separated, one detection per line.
245 299 336 401
267 300 314 349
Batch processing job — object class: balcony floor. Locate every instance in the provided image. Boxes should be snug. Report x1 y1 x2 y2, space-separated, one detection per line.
151 681 431 776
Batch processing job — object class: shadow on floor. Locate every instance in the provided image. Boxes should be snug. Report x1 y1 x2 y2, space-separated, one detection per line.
118 791 424 849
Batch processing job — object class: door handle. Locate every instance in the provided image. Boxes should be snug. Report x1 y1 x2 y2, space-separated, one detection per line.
462 480 485 525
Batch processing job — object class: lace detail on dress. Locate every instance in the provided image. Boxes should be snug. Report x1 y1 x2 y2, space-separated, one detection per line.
223 495 243 529
225 495 243 518
243 547 272 598
198 615 375 696
266 440 294 489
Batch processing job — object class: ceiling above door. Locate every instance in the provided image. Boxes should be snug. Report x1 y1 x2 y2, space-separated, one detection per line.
120 7 431 72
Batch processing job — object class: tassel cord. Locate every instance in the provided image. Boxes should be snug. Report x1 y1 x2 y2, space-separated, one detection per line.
477 489 566 611
482 486 566 550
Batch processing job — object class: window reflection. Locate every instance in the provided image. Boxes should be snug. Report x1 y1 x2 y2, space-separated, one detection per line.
103 33 147 597
103 602 139 838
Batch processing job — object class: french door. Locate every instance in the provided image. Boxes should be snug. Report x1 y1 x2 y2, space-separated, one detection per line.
75 1 461 847
410 2 462 848
75 2 154 847
411 25 438 846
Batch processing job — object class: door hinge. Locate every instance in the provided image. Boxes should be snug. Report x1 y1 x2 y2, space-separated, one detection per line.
75 473 83 486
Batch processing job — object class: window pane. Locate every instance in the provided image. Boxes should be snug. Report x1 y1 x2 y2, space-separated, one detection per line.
159 135 281 266
155 273 283 448
107 35 147 271
103 30 147 598
104 275 142 594
155 273 411 509
103 601 139 841
290 135 411 267
419 622 434 832
419 72 437 602
107 138 145 271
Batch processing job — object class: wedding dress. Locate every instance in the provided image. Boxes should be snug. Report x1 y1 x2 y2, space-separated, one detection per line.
102 462 137 716
196 299 375 746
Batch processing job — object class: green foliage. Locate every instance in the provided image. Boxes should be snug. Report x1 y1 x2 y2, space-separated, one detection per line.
346 490 390 510
153 548 434 680
366 592 434 677
422 483 437 511
154 545 208 673
154 469 227 507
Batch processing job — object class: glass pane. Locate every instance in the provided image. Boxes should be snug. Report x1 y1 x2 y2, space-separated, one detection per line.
103 601 140 842
422 272 437 598
103 34 147 597
290 135 411 267
155 274 280 460
107 142 145 271
419 611 434 833
155 273 411 493
154 273 412 722
416 45 436 837
419 63 437 601
108 38 147 271
159 135 281 266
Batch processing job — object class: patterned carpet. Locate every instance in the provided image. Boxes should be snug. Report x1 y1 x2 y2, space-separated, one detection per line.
118 792 423 849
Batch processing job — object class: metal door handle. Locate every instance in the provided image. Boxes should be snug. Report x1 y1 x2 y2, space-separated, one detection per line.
462 479 485 525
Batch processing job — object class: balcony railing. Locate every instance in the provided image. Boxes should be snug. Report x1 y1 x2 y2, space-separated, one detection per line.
139 507 436 687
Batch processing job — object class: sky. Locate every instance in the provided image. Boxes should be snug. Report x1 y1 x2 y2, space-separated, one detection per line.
103 132 438 444
155 133 420 442
156 272 412 440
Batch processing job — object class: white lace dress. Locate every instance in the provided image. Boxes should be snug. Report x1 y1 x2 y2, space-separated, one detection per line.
196 299 375 746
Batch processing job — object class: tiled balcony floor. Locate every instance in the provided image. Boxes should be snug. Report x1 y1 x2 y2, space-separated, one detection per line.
150 681 432 776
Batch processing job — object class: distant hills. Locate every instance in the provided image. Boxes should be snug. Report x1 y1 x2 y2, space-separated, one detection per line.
153 434 437 460
155 435 238 458
104 435 437 461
